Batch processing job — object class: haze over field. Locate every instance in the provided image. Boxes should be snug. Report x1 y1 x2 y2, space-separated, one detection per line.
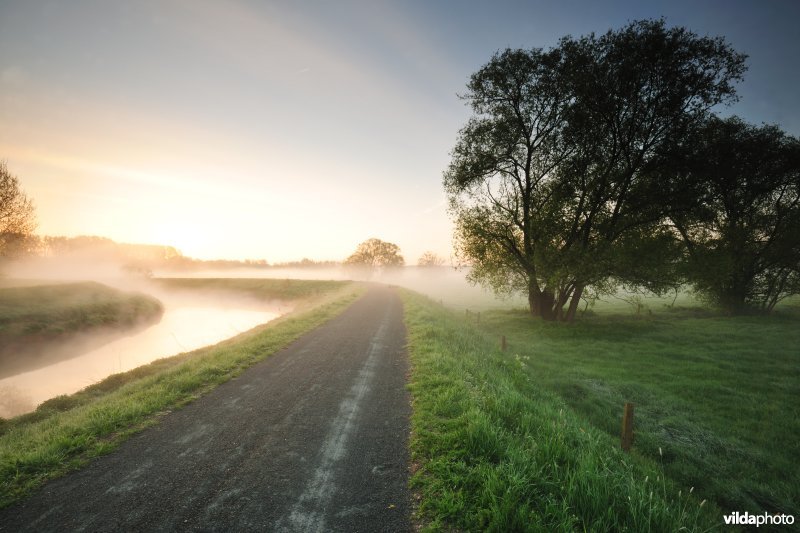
1 0 799 264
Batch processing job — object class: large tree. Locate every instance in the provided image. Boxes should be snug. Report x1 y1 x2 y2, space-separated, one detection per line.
1 161 37 259
671 116 800 313
344 238 404 277
445 19 746 321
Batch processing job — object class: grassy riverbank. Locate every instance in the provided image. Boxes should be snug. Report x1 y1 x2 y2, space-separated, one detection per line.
402 291 798 530
0 280 362 508
0 281 163 346
152 277 345 301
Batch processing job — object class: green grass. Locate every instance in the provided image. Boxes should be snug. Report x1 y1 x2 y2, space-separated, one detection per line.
0 281 363 508
476 301 800 521
0 282 163 340
403 290 727 531
404 289 800 531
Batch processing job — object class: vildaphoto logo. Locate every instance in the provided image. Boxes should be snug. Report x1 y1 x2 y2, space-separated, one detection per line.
723 511 795 527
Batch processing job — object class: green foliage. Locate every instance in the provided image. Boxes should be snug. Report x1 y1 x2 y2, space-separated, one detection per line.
671 116 800 314
0 282 363 507
445 19 747 321
403 291 720 531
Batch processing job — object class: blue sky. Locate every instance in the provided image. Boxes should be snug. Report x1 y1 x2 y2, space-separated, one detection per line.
1 0 797 262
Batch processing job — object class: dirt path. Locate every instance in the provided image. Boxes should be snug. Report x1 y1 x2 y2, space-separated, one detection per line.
0 286 412 532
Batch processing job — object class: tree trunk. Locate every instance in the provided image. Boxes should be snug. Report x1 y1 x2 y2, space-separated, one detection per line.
722 272 749 314
539 290 557 321
564 283 585 322
554 288 571 321
528 282 558 321
528 279 541 318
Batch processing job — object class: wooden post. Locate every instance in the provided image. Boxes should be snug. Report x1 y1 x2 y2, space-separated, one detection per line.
621 402 634 452
477 311 481 324
501 335 507 351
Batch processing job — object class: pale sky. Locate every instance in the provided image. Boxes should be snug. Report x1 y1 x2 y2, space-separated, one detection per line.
1 0 798 262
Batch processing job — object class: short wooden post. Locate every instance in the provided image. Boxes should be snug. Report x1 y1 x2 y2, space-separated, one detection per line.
621 402 634 452
501 335 507 351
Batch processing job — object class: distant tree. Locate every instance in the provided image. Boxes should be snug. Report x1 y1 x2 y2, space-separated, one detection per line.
344 238 405 274
0 232 42 259
445 19 746 321
0 161 37 258
417 251 446 267
43 235 116 257
670 116 800 313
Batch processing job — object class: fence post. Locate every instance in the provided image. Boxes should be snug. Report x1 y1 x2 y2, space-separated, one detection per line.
501 335 507 351
621 402 634 452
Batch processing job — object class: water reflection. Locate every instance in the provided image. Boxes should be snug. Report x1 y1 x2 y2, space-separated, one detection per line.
0 304 281 418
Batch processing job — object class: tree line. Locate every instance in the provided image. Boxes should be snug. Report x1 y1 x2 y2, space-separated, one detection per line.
445 19 799 321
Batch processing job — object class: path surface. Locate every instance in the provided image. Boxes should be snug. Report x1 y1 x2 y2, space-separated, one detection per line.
0 286 411 532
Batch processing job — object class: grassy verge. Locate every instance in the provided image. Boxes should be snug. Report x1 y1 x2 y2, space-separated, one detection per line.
402 290 719 531
0 281 163 344
0 281 363 508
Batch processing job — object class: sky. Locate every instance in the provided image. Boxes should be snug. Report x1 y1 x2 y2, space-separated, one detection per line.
1 0 798 263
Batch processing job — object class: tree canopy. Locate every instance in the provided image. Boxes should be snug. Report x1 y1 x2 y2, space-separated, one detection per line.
0 161 37 259
671 116 800 313
344 238 405 271
445 19 748 321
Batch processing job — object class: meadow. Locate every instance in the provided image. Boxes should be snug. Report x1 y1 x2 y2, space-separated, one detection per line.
403 290 799 531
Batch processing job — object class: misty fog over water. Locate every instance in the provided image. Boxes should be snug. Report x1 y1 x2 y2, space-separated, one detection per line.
0 297 284 418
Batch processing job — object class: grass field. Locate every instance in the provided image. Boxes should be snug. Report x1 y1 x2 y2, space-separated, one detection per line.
482 301 800 520
0 279 362 508
402 290 800 531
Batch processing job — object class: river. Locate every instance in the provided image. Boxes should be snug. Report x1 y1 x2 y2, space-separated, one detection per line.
0 301 284 418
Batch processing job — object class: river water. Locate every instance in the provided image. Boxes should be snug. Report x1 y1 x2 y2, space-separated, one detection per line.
0 302 283 418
